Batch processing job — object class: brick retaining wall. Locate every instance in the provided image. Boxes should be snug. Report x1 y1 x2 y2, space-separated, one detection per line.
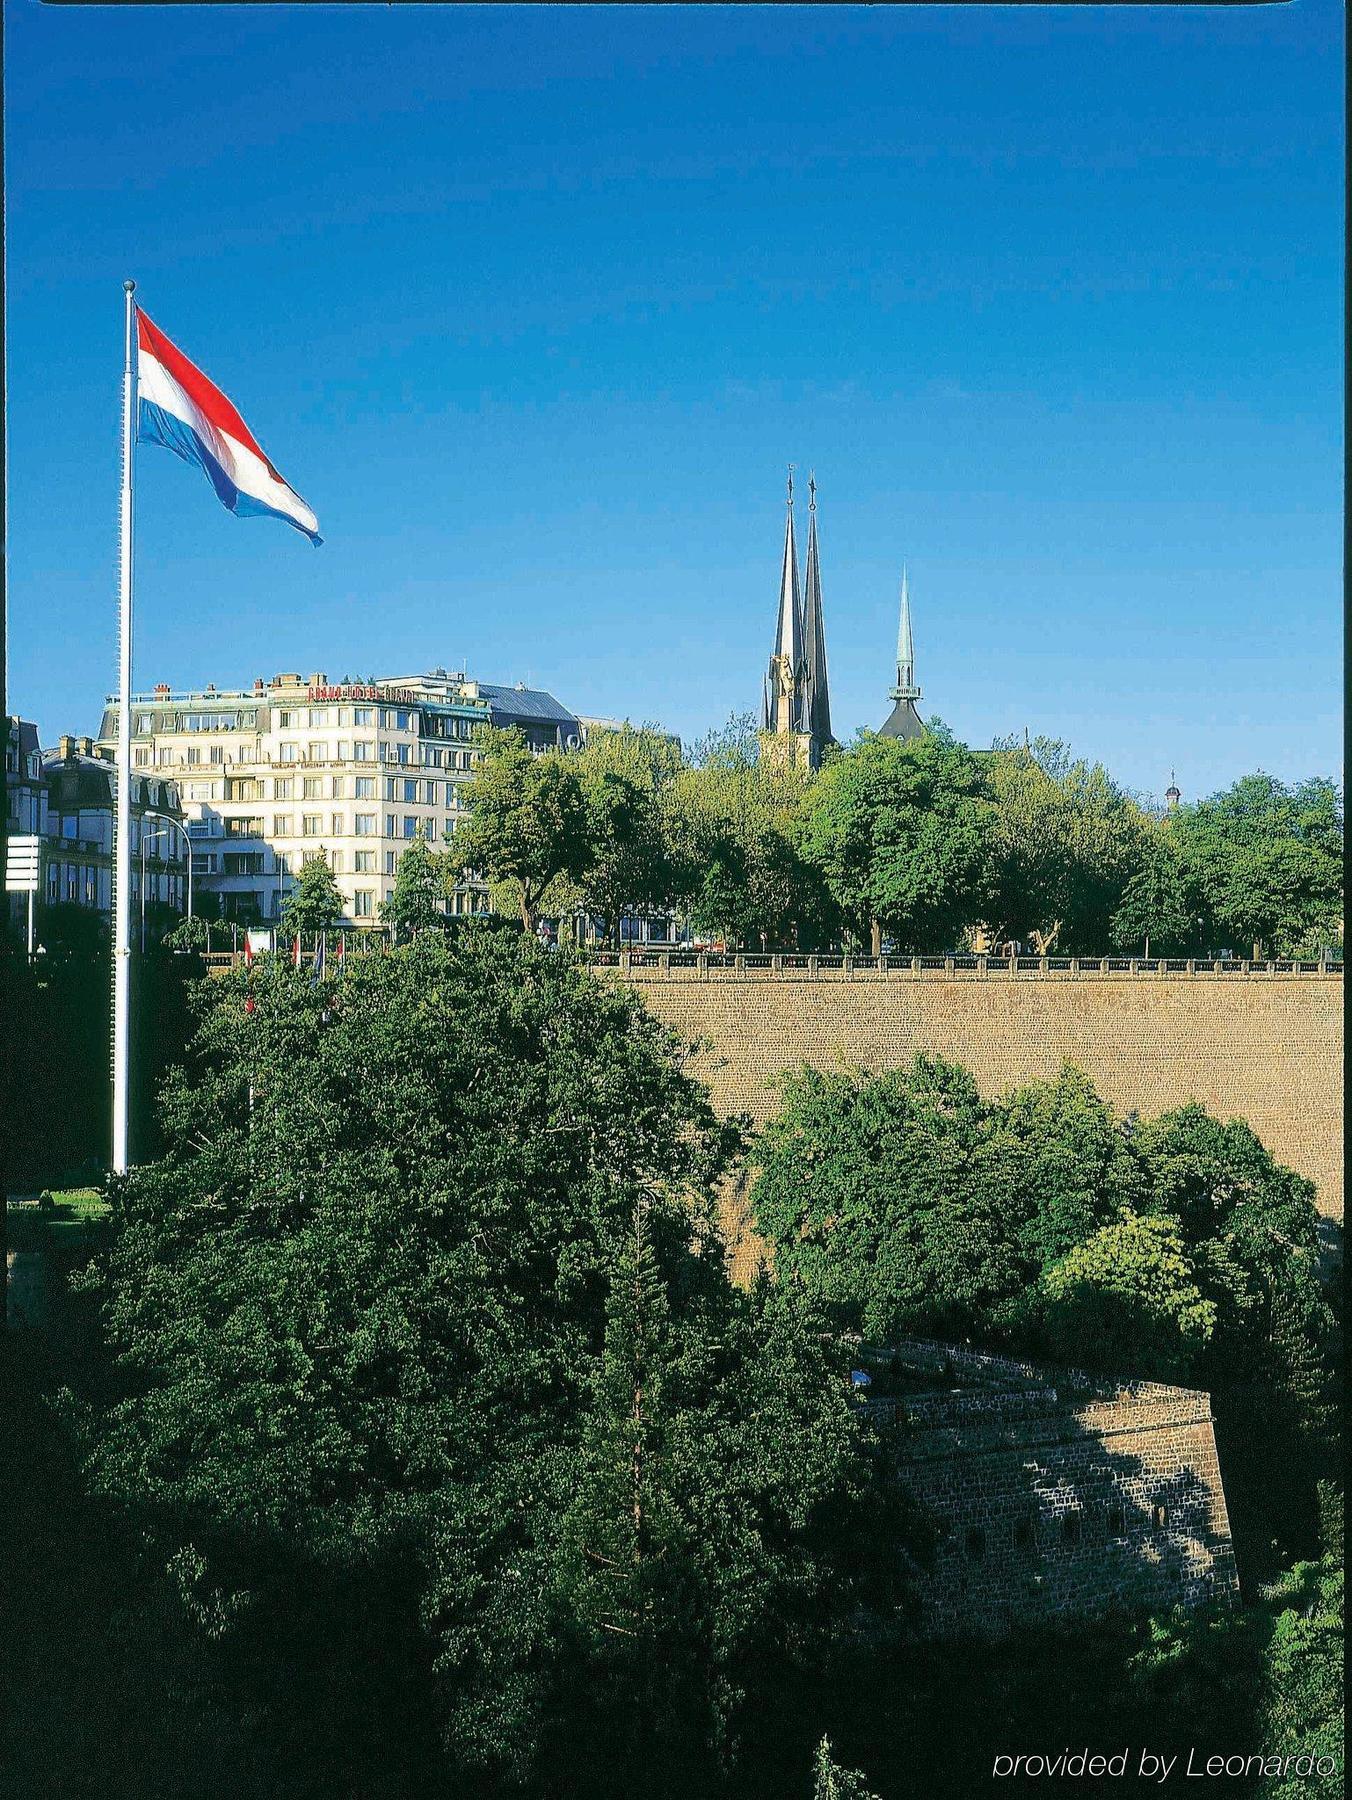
603 962 1343 1223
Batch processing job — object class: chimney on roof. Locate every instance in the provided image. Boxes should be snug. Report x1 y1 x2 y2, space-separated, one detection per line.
253 678 265 694
59 733 75 760
76 736 93 757
154 683 170 698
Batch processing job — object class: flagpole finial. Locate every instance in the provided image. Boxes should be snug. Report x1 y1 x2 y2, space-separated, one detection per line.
124 279 136 295
787 464 794 508
808 471 816 512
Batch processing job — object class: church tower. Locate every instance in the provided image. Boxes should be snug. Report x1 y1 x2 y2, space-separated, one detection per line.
800 475 833 758
761 470 833 769
879 568 925 740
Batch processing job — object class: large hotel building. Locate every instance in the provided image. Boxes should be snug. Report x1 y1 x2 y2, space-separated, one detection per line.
97 668 597 928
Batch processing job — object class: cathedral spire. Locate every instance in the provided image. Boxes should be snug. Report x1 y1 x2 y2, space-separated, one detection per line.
764 466 805 734
895 566 918 699
774 466 803 670
879 566 925 740
799 472 833 755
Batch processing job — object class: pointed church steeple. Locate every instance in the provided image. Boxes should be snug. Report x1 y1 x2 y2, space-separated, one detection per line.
763 467 805 736
879 567 925 740
799 474 833 757
896 566 916 695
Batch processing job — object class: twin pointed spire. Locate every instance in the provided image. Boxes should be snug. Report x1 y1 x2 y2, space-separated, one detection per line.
762 467 833 764
761 472 926 750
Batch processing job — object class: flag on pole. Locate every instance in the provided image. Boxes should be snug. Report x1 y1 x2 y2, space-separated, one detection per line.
292 934 302 969
135 309 322 545
244 932 255 1014
311 934 326 985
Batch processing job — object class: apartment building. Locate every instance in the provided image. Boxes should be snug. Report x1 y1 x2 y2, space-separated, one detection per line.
97 668 585 927
5 722 187 938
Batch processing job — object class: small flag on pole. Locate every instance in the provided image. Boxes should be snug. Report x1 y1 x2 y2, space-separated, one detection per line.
292 934 302 969
135 309 321 544
311 934 326 985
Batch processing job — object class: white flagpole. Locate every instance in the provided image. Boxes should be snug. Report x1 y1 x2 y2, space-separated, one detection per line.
112 279 136 1174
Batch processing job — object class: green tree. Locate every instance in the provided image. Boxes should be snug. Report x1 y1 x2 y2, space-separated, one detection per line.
279 853 344 935
665 715 832 950
453 727 591 931
1170 775 1343 958
379 832 446 941
797 727 994 954
813 1737 883 1800
751 1058 1025 1340
82 931 892 1793
572 726 679 946
163 913 212 954
983 1064 1142 1269
1255 1554 1345 1799
1132 1103 1338 1569
985 737 1153 953
1039 1210 1216 1382
1110 837 1202 957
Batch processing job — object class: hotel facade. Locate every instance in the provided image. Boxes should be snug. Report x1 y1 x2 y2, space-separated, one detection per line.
97 668 587 928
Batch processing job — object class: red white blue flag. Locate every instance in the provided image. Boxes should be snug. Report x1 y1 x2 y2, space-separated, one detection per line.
135 309 321 545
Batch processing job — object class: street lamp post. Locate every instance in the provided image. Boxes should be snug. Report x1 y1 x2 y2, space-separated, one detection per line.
145 810 193 920
139 811 194 952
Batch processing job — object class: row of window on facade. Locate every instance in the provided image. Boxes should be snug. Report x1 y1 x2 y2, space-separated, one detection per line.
183 776 467 807
192 842 463 879
955 1499 1176 1563
135 739 480 771
36 815 187 856
45 862 183 909
132 706 482 737
195 813 455 842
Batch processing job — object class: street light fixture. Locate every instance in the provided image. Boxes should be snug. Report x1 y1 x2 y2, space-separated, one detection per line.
139 810 194 951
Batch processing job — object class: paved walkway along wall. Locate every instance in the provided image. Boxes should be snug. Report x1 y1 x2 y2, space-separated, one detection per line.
600 959 1343 1223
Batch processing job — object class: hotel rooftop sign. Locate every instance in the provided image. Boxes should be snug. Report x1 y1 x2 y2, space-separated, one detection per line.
306 683 418 705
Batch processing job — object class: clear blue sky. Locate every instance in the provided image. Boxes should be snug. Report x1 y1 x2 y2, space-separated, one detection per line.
5 0 1342 801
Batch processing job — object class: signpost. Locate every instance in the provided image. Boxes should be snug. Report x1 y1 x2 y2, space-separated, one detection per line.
4 834 40 957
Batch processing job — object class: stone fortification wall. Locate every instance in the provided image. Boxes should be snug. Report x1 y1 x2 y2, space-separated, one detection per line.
864 1340 1239 1638
603 960 1343 1222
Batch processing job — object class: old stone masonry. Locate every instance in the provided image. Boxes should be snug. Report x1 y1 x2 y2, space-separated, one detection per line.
862 1340 1239 1639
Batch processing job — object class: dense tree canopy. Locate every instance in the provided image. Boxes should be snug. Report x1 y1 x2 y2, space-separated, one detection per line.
752 1056 1338 1576
570 725 680 945
82 931 904 1793
1110 838 1202 956
448 713 1339 960
665 715 834 950
1166 775 1343 958
453 728 592 931
279 852 344 934
379 830 448 940
796 727 994 953
1039 1210 1217 1381
984 737 1153 953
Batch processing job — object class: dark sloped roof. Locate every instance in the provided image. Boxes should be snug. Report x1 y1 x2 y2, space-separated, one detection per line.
879 698 926 741
7 717 41 759
477 683 579 727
